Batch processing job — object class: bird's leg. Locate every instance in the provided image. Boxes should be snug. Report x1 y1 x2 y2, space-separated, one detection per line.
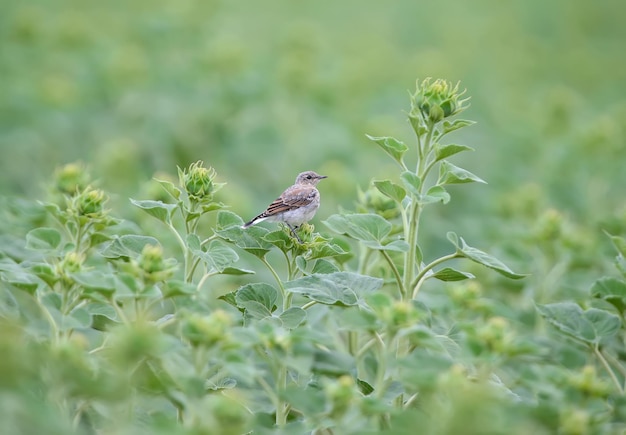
285 223 303 244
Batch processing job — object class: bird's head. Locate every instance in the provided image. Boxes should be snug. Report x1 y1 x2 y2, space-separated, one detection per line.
295 171 328 186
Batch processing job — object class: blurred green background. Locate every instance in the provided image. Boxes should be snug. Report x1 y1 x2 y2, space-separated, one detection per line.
1 0 625 250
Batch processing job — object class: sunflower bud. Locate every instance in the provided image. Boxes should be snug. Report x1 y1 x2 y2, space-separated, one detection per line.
381 300 420 332
56 251 84 287
54 162 90 196
181 310 233 347
182 161 215 201
559 408 590 435
410 78 469 124
533 208 563 242
136 244 175 283
72 187 107 217
428 103 444 123
59 251 84 274
325 375 356 418
200 394 251 435
477 317 513 353
568 365 612 397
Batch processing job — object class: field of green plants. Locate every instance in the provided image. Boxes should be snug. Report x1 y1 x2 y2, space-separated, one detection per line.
2 0 626 434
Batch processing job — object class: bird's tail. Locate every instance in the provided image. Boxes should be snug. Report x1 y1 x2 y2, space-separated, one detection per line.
242 214 266 228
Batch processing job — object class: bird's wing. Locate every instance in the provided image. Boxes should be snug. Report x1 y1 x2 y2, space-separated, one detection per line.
263 185 318 216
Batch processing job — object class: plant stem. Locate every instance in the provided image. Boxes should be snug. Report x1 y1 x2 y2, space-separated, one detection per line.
36 296 60 344
602 351 626 388
374 332 387 399
402 122 436 301
356 336 380 360
402 201 420 300
187 257 202 283
358 248 374 275
380 250 405 298
200 234 217 247
255 374 279 409
348 331 358 356
276 364 288 427
261 257 288 308
302 300 318 310
196 271 217 292
594 345 624 394
411 252 461 298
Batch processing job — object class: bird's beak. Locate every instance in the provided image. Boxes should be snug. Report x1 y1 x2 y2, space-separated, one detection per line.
319 175 328 179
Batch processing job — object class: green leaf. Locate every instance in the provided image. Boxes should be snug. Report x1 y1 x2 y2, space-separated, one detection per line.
70 270 116 294
201 202 226 214
448 232 526 280
537 302 622 344
130 199 177 223
216 211 272 259
282 386 326 415
366 134 408 166
336 306 379 331
220 267 255 276
279 307 306 329
420 186 451 204
323 214 403 251
308 242 349 259
357 378 375 395
0 259 41 293
218 291 239 310
26 228 61 251
365 292 393 312
61 307 92 330
263 230 294 252
605 233 626 276
593 276 626 296
434 143 474 161
28 263 58 287
154 178 182 201
206 377 237 391
162 280 197 298
373 180 406 203
591 277 626 312
286 272 383 306
216 210 245 229
438 161 486 185
397 348 453 390
242 301 273 320
312 348 355 376
400 171 421 197
311 259 339 274
295 256 307 274
186 234 201 251
235 283 278 318
408 113 428 137
100 235 160 259
86 302 118 321
441 119 476 135
381 240 410 252
89 232 112 247
185 211 201 223
192 240 239 273
432 267 475 282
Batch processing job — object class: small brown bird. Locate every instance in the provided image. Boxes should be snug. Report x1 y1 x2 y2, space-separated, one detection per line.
243 171 328 242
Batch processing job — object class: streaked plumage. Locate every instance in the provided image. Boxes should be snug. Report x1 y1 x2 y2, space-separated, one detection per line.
243 171 327 241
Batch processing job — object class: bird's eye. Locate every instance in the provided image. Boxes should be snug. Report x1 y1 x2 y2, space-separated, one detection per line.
306 175 312 179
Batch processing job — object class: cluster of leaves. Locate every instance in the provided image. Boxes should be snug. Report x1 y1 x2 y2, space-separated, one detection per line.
1 80 625 434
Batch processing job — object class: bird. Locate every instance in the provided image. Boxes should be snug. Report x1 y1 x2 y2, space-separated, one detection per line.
243 171 328 243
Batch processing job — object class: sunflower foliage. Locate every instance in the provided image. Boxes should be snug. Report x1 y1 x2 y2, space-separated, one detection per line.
1 80 625 435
